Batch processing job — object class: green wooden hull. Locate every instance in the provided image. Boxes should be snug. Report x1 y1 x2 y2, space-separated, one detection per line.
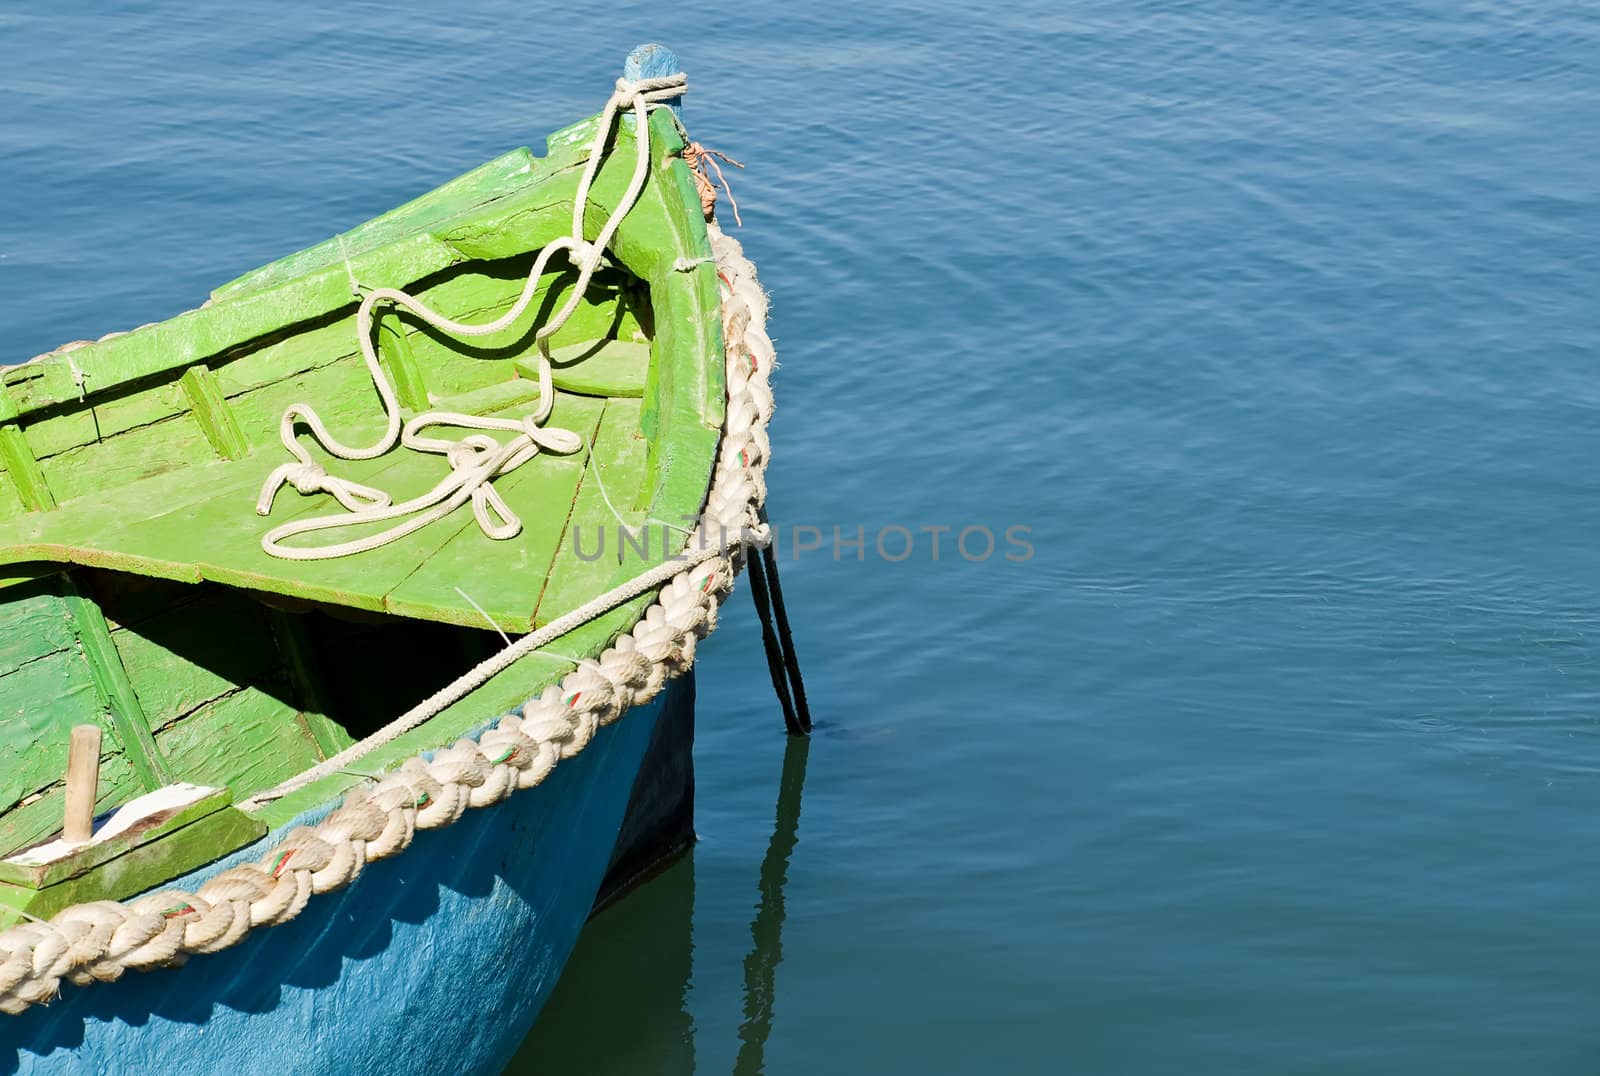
0 105 722 922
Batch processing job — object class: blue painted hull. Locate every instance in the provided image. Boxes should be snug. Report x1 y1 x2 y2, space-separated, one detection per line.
1 676 689 1075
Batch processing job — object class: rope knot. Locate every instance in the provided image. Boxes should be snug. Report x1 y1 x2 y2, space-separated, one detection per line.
569 240 602 273
743 520 774 550
283 461 327 494
612 73 687 112
257 460 392 517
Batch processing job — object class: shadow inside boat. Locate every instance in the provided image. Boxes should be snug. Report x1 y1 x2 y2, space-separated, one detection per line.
395 259 644 364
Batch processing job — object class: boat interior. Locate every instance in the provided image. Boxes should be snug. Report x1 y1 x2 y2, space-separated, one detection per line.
0 112 722 884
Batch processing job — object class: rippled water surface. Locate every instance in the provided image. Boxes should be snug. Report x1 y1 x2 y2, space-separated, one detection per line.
4 2 1598 1071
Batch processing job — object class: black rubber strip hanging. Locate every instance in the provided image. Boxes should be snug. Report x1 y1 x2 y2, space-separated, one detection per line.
748 506 812 736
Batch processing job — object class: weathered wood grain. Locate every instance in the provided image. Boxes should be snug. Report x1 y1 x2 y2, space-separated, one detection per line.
154 689 320 793
0 753 138 861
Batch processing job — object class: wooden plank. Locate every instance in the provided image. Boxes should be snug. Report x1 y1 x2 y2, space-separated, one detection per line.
393 264 550 400
382 393 606 630
107 592 281 730
0 649 114 815
189 451 477 610
0 802 265 928
211 148 548 301
398 257 634 376
37 412 216 505
376 311 430 412
62 725 101 843
211 315 358 399
0 473 30 524
0 431 456 607
179 364 250 460
226 356 398 458
642 306 721 522
0 576 78 676
430 170 585 264
23 380 188 460
22 457 261 546
61 578 172 790
1 232 456 416
154 689 322 794
0 423 54 511
521 338 652 399
537 397 652 625
425 378 544 420
0 783 230 889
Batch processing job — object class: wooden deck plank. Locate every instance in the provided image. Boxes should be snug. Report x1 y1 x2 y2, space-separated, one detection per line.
0 381 627 627
0 436 430 590
535 397 652 626
382 392 606 631
173 451 475 612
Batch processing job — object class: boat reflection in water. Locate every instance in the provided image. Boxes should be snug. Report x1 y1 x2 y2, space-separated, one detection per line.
516 734 811 1074
734 734 810 1075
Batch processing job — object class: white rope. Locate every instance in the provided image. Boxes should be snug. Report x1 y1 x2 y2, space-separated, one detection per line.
0 216 773 1016
256 74 688 560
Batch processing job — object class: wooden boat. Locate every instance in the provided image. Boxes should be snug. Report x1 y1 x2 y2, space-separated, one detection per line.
0 46 783 1073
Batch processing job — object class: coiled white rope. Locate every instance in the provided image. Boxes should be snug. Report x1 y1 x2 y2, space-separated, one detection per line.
0 219 771 1016
256 73 688 560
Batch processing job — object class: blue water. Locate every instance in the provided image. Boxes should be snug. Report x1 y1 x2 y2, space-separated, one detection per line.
4 2 1598 1072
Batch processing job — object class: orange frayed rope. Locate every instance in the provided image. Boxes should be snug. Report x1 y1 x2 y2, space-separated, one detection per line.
683 142 744 225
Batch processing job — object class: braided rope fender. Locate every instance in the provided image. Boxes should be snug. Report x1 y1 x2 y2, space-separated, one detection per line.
0 221 772 1015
